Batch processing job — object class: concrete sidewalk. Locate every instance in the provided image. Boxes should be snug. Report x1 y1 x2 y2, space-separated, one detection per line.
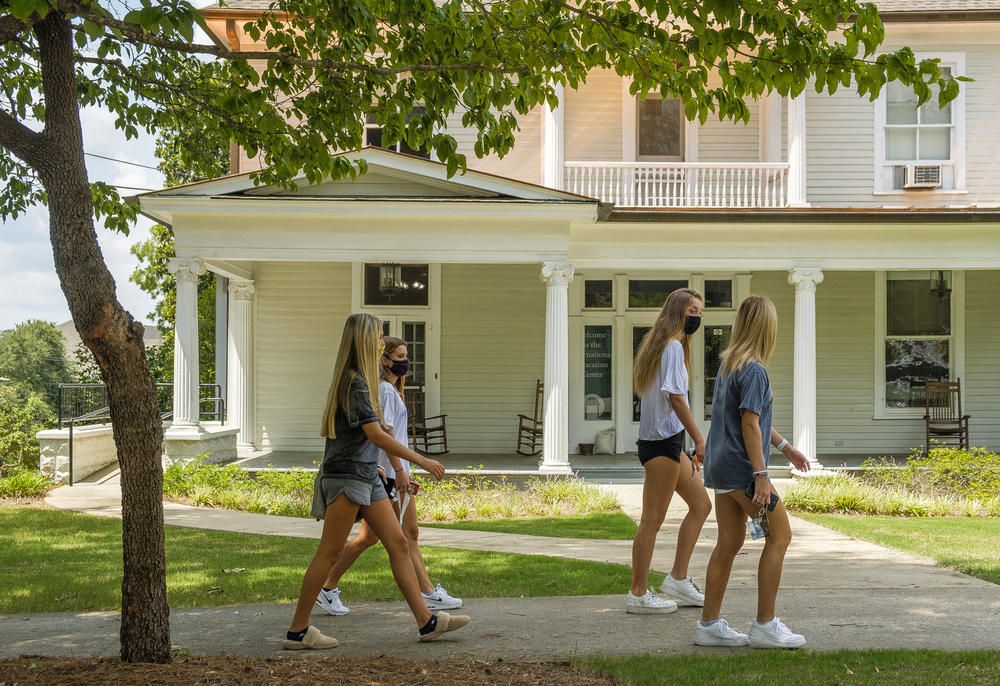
1 478 997 659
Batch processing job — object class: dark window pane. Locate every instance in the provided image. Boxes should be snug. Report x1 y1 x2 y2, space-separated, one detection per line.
632 326 651 421
628 279 688 308
887 271 951 336
364 264 429 306
704 324 732 420
885 339 949 408
704 280 733 309
401 321 426 384
584 325 613 420
638 97 682 158
585 280 613 308
365 127 383 148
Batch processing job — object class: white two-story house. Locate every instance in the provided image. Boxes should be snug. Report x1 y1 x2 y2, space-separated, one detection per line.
135 0 1000 473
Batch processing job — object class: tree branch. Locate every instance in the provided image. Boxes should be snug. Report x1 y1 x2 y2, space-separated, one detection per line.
0 12 41 44
0 106 44 167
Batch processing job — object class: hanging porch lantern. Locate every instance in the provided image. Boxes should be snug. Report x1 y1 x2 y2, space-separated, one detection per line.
378 263 403 297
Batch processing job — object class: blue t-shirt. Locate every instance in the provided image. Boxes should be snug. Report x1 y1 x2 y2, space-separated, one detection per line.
320 374 380 482
703 361 773 491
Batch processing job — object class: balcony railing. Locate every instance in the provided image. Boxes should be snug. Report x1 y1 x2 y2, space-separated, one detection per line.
563 162 790 209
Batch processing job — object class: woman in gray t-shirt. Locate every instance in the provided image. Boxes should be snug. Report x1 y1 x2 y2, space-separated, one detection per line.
695 296 811 650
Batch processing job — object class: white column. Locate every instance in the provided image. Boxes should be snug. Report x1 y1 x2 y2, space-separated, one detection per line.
542 82 565 190
788 268 824 470
168 258 205 429
540 261 574 473
214 274 228 403
227 279 255 448
759 91 782 163
787 93 808 207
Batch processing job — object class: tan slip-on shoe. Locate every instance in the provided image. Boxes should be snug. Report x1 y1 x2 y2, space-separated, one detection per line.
418 611 471 642
282 625 339 650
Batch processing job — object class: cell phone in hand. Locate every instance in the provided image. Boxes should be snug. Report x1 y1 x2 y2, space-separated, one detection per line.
745 480 779 511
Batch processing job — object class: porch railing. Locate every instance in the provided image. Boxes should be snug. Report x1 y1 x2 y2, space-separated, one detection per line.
563 162 790 208
58 382 226 428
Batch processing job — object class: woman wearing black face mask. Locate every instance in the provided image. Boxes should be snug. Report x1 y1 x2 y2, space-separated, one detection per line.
316 337 462 617
626 288 713 615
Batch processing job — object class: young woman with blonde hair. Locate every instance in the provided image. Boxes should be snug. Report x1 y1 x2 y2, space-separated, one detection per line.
627 287 713 613
315 336 462 616
284 313 469 649
695 295 811 649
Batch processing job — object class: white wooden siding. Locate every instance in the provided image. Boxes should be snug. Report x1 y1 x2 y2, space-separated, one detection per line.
255 262 352 450
964 270 1000 449
805 87 875 206
698 99 760 163
440 263 545 452
564 69 623 161
445 108 545 186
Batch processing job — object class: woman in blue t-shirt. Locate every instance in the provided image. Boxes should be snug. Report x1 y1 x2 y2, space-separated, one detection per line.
695 295 811 650
627 288 713 614
283 313 469 649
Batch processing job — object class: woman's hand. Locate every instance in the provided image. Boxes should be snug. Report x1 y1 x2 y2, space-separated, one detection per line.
783 445 811 473
753 473 771 508
693 438 706 468
394 468 411 495
418 457 445 480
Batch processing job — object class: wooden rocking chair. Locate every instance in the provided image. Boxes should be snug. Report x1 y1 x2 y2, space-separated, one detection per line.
403 383 449 455
924 379 970 452
516 379 544 456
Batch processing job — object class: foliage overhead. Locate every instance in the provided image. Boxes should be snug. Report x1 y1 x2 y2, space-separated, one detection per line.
1 0 966 229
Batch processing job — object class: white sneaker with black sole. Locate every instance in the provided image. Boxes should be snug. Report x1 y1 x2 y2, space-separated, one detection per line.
625 588 678 614
422 583 463 610
694 618 750 646
315 587 349 616
748 618 807 649
660 575 705 606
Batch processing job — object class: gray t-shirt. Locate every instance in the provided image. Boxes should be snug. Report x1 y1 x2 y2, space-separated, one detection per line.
320 374 380 482
703 361 773 491
637 339 688 441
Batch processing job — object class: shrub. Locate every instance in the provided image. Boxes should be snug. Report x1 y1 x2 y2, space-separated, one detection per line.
862 446 1000 501
0 467 52 498
0 383 55 473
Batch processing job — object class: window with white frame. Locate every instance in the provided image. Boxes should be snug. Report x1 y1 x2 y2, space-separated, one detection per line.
637 95 684 161
365 107 430 158
877 270 962 415
874 55 965 193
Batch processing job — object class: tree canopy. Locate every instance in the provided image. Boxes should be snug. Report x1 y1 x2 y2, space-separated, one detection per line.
0 320 72 406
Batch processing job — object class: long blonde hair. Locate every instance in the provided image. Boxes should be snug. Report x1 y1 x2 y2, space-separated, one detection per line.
320 312 386 438
633 288 703 393
719 295 777 376
381 336 406 396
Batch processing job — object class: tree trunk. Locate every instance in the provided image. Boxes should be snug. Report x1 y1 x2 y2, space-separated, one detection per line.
32 13 172 663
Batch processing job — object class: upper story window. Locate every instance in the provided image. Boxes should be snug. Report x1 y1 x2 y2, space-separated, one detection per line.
365 107 431 158
874 55 965 194
637 96 684 161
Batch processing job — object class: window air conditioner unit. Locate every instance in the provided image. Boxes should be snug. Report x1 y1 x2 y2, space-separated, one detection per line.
903 164 942 190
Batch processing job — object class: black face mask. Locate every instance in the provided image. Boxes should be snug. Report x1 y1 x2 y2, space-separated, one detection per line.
684 315 702 336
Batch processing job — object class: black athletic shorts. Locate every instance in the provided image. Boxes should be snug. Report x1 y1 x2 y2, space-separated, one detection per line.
636 431 685 465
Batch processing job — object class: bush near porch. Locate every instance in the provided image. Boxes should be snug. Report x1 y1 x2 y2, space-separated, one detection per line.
783 447 1000 517
161 461 619 522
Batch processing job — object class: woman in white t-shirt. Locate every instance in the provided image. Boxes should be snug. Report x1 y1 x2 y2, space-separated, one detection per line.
315 337 462 615
627 288 713 614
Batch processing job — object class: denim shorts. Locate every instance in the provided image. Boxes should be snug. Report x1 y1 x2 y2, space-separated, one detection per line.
636 431 685 466
310 472 388 520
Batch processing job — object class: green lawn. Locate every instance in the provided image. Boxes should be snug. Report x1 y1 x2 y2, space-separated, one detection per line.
580 649 1000 686
423 511 637 539
796 513 1000 584
0 506 654 613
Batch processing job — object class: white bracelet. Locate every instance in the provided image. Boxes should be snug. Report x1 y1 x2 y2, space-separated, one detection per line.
776 438 789 452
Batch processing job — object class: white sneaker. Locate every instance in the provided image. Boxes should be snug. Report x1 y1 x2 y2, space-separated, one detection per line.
422 583 463 610
625 589 678 614
748 617 807 649
315 587 349 616
660 575 705 606
694 618 750 647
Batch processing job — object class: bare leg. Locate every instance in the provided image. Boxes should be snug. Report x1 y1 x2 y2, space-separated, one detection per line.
630 456 680 596
289 494 359 632
700 491 747 622
322 521 380 590
668 451 712 580
401 493 434 593
728 487 793 623
361 497 433 627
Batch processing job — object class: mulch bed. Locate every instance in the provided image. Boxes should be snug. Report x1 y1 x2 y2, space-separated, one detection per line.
0 655 617 685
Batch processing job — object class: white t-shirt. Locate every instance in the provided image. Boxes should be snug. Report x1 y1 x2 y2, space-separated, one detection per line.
377 380 410 479
637 338 688 441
